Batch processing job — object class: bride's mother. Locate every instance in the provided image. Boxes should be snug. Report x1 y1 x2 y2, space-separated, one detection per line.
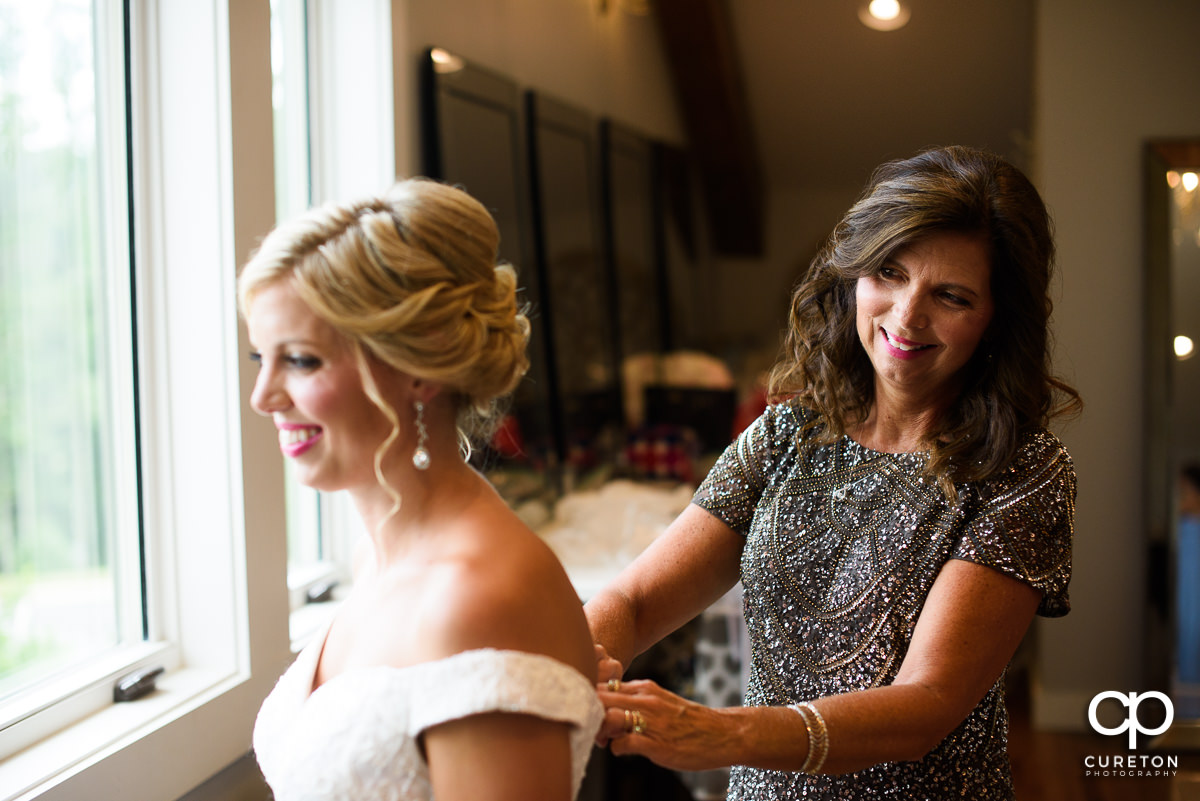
586 145 1081 800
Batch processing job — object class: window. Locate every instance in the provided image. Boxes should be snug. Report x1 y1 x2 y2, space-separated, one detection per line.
269 0 330 601
270 0 396 642
0 0 142 723
268 0 366 633
0 0 396 796
270 0 312 224
1 1 291 797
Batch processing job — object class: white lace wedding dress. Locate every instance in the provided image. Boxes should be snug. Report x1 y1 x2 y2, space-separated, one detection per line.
254 623 604 801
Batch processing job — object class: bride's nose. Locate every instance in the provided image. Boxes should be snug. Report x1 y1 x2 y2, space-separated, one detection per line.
250 363 291 416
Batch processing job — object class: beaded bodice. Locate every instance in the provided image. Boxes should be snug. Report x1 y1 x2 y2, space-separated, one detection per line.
693 401 1075 800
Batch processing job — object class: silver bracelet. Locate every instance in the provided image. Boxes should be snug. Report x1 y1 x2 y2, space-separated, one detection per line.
788 701 829 774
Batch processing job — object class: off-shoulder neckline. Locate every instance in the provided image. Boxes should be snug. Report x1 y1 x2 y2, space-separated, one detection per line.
301 619 593 700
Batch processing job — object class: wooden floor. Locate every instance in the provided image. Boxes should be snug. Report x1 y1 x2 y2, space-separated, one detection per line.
1008 676 1200 801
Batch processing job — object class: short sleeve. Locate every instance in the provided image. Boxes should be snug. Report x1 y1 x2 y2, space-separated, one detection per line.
407 650 601 735
406 650 603 798
692 402 792 535
952 430 1075 617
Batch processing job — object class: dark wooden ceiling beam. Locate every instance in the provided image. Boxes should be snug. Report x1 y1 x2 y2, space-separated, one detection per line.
653 0 765 256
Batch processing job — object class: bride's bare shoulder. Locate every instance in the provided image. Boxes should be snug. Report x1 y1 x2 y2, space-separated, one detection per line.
418 503 595 679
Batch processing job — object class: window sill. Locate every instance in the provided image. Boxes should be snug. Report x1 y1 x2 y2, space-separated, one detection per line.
3 665 253 801
0 642 172 755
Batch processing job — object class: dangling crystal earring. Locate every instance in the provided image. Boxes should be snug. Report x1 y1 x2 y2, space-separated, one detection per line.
412 400 431 470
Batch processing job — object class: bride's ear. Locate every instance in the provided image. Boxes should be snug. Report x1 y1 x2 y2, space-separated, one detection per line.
408 377 444 406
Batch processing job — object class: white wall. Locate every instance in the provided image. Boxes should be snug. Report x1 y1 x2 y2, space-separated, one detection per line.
1033 0 1200 728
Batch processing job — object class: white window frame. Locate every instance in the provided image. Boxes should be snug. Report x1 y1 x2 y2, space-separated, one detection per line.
0 2 291 799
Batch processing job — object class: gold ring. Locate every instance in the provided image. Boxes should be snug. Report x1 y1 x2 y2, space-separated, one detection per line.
607 678 621 692
632 710 646 734
623 708 634 732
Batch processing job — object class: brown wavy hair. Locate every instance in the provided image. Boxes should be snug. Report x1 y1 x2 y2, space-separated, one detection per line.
768 145 1081 490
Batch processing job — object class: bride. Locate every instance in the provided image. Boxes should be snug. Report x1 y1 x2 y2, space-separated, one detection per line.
241 179 602 801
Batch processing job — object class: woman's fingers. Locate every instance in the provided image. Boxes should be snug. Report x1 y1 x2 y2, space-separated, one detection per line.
593 643 624 683
598 704 639 742
594 679 724 773
592 644 627 745
596 678 653 742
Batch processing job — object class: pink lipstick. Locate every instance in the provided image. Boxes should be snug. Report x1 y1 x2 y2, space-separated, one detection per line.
880 327 935 361
276 422 323 458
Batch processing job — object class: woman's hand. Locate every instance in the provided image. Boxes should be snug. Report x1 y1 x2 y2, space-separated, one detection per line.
595 678 738 772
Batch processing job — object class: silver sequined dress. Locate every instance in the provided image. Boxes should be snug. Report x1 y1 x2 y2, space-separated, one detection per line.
692 401 1074 800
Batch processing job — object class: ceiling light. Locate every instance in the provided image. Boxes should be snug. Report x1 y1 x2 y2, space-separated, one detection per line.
871 0 901 20
859 0 911 31
1183 172 1199 192
1176 335 1195 360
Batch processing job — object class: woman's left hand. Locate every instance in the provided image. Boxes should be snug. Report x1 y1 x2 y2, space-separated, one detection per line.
596 678 735 772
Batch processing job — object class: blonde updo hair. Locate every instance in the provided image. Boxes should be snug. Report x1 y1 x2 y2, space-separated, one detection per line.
238 178 531 439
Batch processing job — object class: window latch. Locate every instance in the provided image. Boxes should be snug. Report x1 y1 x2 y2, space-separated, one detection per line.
306 579 338 604
113 665 165 702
